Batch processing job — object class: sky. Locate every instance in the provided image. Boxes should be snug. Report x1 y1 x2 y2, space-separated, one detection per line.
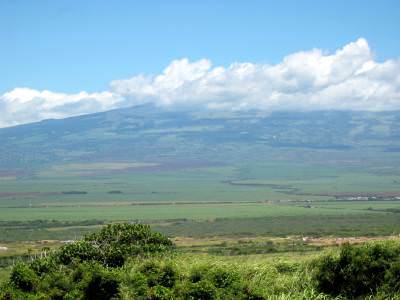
1 0 400 127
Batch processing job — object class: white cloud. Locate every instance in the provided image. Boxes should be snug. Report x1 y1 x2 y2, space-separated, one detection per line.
111 38 400 112
0 88 120 128
1 38 399 128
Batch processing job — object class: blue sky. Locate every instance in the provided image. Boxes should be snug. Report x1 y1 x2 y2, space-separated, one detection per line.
1 0 399 94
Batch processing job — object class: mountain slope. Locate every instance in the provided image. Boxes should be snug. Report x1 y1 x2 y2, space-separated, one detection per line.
1 105 400 169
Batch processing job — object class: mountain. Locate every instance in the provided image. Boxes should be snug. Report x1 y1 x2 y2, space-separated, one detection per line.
1 105 400 170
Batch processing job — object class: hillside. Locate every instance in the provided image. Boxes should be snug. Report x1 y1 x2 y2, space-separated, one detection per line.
1 105 400 170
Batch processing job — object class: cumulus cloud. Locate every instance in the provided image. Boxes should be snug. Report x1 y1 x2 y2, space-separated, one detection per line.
0 88 121 128
1 38 399 127
110 38 400 112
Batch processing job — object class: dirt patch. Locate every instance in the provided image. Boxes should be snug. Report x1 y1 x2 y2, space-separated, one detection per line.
317 192 400 198
303 235 400 246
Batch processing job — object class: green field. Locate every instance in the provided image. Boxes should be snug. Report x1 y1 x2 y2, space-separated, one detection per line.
1 158 400 206
0 203 399 243
1 201 398 221
1 156 400 244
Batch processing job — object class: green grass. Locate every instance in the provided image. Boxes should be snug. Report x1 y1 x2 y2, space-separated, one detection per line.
1 210 400 242
1 156 400 244
1 157 400 208
0 201 398 222
154 213 400 238
0 267 11 283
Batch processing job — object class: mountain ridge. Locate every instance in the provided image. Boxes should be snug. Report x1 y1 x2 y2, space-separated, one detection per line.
1 105 400 169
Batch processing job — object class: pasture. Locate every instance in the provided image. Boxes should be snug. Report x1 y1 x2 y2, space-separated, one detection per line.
0 156 399 244
1 157 400 207
0 149 400 246
2 201 399 221
0 202 399 243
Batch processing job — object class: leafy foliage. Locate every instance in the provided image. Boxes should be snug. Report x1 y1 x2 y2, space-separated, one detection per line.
314 242 400 298
0 223 172 300
139 262 178 288
9 262 38 292
56 223 173 267
113 258 264 299
81 265 120 300
184 279 218 300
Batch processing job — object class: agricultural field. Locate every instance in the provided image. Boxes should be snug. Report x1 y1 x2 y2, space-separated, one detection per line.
1 154 400 206
0 150 400 243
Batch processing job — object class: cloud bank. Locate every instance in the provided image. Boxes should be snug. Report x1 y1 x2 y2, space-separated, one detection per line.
1 38 399 127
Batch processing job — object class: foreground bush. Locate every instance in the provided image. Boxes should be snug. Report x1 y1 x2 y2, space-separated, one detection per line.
9 262 39 292
313 242 400 298
0 223 172 300
120 259 264 300
1 226 400 299
81 265 120 300
58 223 173 267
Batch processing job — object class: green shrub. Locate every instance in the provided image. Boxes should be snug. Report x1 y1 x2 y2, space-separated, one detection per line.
84 223 173 255
82 267 120 300
139 261 178 288
39 271 73 300
184 280 218 300
30 257 57 277
147 285 174 300
241 285 265 300
0 285 28 300
186 264 247 298
383 259 400 293
56 241 100 265
314 242 400 298
47 287 67 300
55 223 173 267
275 261 299 274
188 266 208 283
101 248 125 268
120 271 148 297
208 266 239 289
9 262 38 292
71 262 90 283
157 264 178 289
0 224 175 299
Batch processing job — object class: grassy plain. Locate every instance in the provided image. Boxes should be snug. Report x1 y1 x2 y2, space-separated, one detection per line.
1 201 399 221
1 156 400 207
0 157 400 244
